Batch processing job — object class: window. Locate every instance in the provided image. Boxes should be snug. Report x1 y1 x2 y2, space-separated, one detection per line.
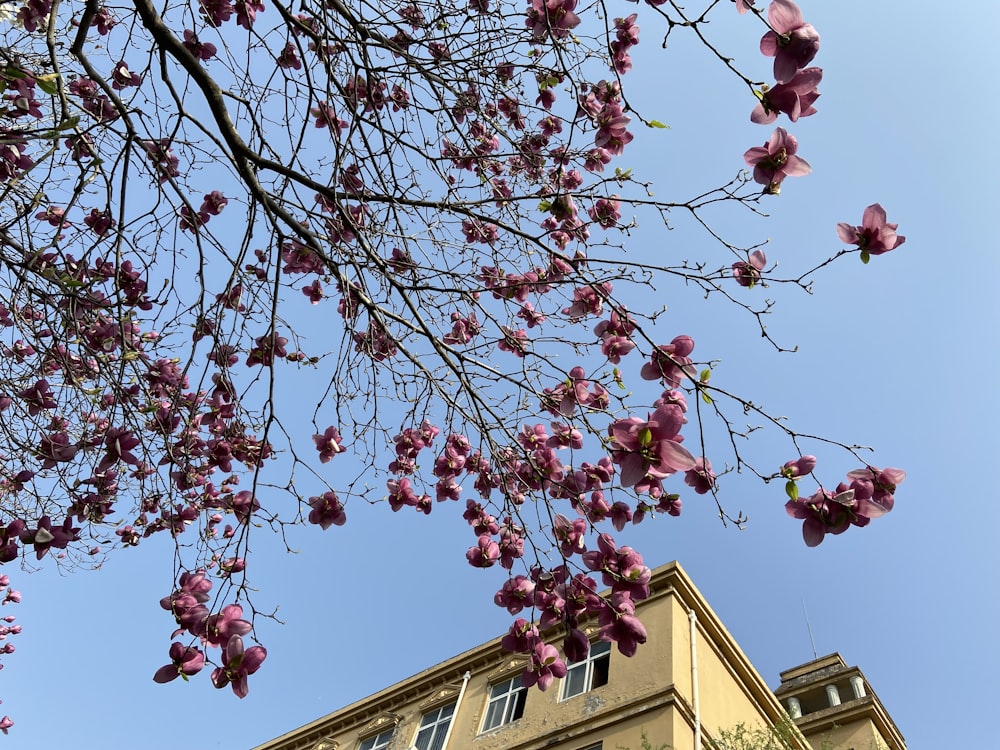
358 728 394 750
480 676 527 732
560 640 611 700
413 702 456 750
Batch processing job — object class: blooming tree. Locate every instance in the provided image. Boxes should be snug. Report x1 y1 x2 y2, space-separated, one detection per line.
0 0 906 724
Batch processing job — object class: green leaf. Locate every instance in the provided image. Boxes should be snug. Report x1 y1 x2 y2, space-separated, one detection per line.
537 199 552 213
785 480 798 501
35 74 60 96
37 117 82 141
638 426 652 447
699 368 711 383
647 119 669 129
701 391 712 405
860 249 871 264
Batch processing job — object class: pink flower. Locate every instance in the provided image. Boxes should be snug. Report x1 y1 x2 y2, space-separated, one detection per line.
760 0 820 84
501 618 540 653
494 575 535 614
684 457 715 494
521 642 567 691
609 403 696 487
598 594 647 656
525 0 580 42
845 466 905 518
183 29 217 60
313 426 345 462
153 642 206 683
84 209 114 236
836 204 905 262
35 205 70 227
497 327 528 357
563 628 590 663
111 61 142 90
743 127 811 193
308 491 347 529
94 5 116 33
211 634 266 698
461 218 499 245
466 533 500 568
204 603 252 646
735 0 756 13
732 250 767 287
200 191 228 215
781 455 816 478
17 0 51 32
588 195 622 228
229 491 258 523
786 488 856 547
640 335 695 387
37 431 78 468
553 513 588 556
277 42 302 70
0 716 12 735
751 67 822 124
593 102 633 156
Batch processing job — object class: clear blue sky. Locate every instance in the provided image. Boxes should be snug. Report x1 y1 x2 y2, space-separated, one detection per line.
3 2 998 748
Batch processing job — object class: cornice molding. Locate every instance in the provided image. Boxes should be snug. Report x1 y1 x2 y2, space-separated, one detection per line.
357 712 401 738
417 684 460 711
486 657 528 683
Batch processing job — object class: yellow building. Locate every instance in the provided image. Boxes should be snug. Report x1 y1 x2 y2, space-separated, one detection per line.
254 562 904 750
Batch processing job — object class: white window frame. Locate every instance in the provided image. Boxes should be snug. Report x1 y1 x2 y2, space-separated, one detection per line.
560 640 611 701
413 702 456 750
358 728 394 750
358 727 396 750
480 675 527 732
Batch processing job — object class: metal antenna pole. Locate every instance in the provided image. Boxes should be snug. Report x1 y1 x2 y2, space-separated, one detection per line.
802 598 818 660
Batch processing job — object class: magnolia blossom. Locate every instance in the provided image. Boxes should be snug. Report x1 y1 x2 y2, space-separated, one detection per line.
640 335 695 387
684 457 715 495
598 593 647 656
494 575 534 614
525 0 580 42
743 127 811 193
732 250 767 287
308 491 347 529
153 642 206 683
466 533 500 567
785 488 854 546
521 641 567 691
836 203 906 260
182 29 217 60
210 634 266 698
313 426 345 462
609 403 696 487
845 466 905 517
501 618 540 653
760 0 820 84
786 466 904 546
751 67 822 124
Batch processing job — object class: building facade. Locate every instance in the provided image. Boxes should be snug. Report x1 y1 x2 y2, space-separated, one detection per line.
254 562 904 750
